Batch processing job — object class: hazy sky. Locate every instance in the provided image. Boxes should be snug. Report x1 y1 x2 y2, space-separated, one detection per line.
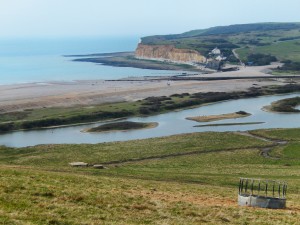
1 0 300 38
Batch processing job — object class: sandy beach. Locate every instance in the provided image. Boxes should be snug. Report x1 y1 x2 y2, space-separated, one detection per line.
0 64 297 113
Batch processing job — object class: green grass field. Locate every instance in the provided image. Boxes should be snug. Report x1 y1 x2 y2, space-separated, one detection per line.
0 129 299 224
236 40 300 63
141 23 300 66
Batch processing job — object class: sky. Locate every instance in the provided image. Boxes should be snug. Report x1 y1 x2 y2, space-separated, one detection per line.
0 0 300 38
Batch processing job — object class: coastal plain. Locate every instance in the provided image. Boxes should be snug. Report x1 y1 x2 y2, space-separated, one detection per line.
0 63 299 224
1 23 300 225
0 64 289 113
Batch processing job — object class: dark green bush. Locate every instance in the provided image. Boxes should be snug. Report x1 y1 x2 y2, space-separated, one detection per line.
246 53 277 66
279 61 300 71
0 123 15 132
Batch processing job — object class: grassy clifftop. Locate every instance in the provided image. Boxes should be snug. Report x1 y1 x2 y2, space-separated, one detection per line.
141 22 300 64
142 23 300 43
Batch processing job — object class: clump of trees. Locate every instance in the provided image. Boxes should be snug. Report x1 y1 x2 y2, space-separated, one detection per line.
0 123 15 133
278 60 300 71
246 53 277 66
139 96 171 115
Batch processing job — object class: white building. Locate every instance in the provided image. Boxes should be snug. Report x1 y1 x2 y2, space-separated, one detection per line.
211 47 221 55
215 55 227 61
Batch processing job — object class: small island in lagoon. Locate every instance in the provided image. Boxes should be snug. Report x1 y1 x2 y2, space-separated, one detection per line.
186 111 251 122
264 97 300 113
84 121 158 133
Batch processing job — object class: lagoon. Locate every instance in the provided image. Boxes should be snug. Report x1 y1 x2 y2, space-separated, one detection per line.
1 93 300 147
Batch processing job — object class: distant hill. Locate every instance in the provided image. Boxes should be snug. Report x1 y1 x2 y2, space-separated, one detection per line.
142 23 300 41
140 22 300 65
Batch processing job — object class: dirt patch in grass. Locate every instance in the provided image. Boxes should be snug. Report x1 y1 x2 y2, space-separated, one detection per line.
126 188 236 207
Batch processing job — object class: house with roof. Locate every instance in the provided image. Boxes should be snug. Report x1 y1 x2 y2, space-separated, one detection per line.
211 47 221 55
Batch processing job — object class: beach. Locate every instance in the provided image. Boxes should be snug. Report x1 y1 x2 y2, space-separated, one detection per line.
0 64 293 113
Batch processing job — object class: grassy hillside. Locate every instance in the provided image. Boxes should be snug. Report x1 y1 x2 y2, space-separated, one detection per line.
0 129 299 224
141 22 300 64
236 40 300 62
143 23 300 42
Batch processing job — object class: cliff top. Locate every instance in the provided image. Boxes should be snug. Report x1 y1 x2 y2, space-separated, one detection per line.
140 22 300 64
141 23 300 43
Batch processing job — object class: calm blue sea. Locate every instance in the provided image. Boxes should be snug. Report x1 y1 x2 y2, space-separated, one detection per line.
0 37 179 85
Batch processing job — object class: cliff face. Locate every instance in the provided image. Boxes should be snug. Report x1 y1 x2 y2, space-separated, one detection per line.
135 44 206 64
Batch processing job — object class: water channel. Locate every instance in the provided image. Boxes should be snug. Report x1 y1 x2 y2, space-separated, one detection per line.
1 93 300 148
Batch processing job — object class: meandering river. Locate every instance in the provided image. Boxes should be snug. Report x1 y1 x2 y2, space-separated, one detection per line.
1 93 300 147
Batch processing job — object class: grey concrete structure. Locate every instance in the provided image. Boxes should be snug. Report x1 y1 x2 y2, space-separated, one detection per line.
238 178 287 209
238 194 286 209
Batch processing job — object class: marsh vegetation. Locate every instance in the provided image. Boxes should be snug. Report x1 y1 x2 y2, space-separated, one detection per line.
1 84 300 133
265 97 300 112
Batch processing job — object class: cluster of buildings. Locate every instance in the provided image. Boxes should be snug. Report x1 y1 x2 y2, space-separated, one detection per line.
205 47 227 70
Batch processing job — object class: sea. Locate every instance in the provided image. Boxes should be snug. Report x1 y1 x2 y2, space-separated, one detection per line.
0 37 181 85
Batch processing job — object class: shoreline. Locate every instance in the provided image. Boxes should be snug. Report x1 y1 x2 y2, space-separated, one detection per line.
0 60 295 86
72 51 204 72
0 63 297 114
0 78 281 113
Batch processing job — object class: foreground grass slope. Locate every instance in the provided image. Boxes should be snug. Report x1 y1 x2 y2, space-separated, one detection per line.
0 132 268 168
0 130 299 224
